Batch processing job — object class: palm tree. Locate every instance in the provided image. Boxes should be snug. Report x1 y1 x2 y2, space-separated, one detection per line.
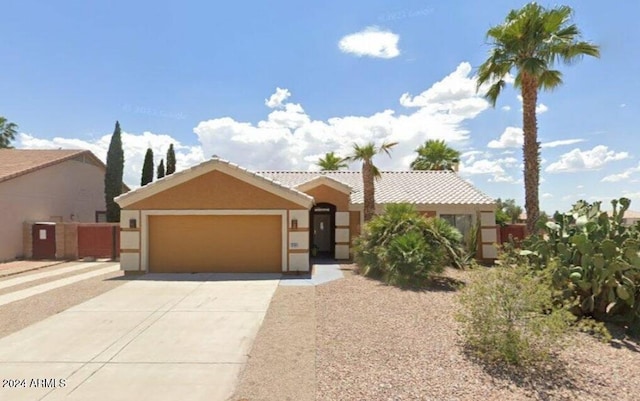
410 139 460 171
348 141 397 222
476 3 599 234
316 152 348 171
0 117 18 149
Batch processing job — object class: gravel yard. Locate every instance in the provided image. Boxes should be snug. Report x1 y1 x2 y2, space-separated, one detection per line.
234 265 640 400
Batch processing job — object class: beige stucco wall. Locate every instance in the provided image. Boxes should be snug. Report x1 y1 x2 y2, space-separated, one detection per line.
0 158 105 262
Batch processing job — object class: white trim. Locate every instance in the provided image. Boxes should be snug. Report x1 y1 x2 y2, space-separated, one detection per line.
116 158 313 209
140 209 288 273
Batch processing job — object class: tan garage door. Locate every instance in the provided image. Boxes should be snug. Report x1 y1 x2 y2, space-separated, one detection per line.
148 215 282 273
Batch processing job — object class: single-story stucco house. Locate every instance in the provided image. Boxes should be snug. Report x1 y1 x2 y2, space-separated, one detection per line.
115 157 498 274
0 149 108 262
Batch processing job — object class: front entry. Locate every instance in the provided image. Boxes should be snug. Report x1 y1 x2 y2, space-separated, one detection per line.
310 203 336 258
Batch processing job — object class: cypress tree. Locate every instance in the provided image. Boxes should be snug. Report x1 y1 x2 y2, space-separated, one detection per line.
157 158 165 179
104 121 125 222
166 143 176 175
141 148 154 186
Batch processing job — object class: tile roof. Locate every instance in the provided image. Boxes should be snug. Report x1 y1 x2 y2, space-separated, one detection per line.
0 149 92 183
260 170 495 205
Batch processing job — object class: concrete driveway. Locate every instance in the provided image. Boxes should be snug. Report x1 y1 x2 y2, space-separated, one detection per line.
0 272 280 401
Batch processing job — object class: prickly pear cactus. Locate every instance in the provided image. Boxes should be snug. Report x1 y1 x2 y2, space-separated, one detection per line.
522 198 640 331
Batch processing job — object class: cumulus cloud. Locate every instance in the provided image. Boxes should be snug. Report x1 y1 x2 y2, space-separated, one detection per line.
458 153 521 183
542 193 553 198
488 127 523 149
18 132 204 188
194 62 490 171
546 145 629 173
501 105 511 111
338 26 400 59
265 87 291 109
18 62 495 180
601 162 640 182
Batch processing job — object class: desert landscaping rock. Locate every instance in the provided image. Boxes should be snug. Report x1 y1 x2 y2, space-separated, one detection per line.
235 264 640 400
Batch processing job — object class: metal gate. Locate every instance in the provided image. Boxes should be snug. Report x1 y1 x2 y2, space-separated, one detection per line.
32 223 56 259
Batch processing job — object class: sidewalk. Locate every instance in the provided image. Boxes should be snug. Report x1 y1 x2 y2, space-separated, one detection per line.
0 260 64 278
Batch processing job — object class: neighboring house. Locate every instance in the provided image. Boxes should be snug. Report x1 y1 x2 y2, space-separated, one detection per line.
608 210 640 227
0 149 108 262
115 157 497 274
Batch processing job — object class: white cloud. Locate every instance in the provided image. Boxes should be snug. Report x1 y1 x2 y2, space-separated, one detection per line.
536 103 548 114
540 139 585 148
193 62 491 171
601 162 640 182
18 132 204 189
338 26 400 59
18 62 496 181
459 154 521 183
488 126 522 149
542 192 553 199
265 87 291 109
400 62 489 118
501 105 511 111
546 145 630 173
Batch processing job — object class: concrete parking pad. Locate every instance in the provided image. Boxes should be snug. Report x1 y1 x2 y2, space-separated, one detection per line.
0 273 280 401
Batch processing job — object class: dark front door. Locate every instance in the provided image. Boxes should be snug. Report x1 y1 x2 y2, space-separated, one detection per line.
32 224 56 259
310 203 336 258
313 214 331 252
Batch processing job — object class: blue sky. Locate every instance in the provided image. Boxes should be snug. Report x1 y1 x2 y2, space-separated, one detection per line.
2 1 639 214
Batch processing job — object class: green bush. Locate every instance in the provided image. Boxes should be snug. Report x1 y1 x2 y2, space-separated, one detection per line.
354 204 448 284
457 260 573 366
520 198 640 333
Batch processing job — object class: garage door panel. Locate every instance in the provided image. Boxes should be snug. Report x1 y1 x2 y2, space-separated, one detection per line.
148 215 282 273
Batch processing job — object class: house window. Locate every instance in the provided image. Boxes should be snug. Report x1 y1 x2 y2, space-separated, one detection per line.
95 211 107 223
440 214 473 243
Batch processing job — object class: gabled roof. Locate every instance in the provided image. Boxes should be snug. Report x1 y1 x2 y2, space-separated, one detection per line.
115 157 315 208
260 170 495 205
0 149 105 184
294 175 352 194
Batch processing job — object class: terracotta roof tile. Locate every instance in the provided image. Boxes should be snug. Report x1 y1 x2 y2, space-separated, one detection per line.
259 170 495 205
0 149 89 183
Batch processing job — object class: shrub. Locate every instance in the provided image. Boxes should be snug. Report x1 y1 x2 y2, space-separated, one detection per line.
424 217 470 269
457 259 573 366
354 204 447 284
520 198 640 333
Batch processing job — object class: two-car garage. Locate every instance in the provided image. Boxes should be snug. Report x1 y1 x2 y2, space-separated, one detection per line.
147 214 283 273
115 158 314 274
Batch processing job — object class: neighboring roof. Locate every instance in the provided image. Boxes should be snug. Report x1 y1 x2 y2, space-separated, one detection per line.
261 170 495 205
607 210 640 219
115 157 315 208
0 149 104 184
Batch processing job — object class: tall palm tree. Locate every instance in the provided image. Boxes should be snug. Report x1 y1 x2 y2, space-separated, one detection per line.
316 152 348 171
477 3 599 234
348 141 397 222
410 139 460 171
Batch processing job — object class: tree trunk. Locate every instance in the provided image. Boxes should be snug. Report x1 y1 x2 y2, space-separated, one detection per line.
521 73 540 235
363 160 375 222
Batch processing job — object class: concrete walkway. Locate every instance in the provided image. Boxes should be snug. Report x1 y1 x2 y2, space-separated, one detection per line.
0 263 120 307
279 263 344 286
0 273 279 401
0 262 101 290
